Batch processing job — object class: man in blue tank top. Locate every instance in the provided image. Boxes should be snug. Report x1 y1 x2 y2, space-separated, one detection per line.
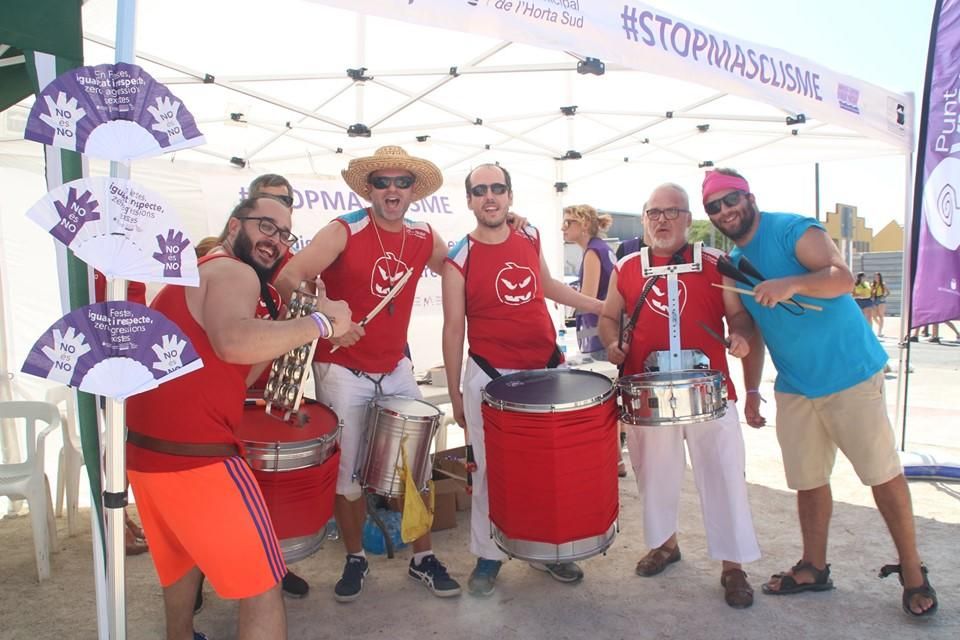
702 168 937 618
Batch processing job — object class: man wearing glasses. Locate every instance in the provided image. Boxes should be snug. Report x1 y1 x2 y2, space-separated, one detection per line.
702 169 937 617
277 146 462 602
597 183 761 608
441 163 603 597
125 194 351 640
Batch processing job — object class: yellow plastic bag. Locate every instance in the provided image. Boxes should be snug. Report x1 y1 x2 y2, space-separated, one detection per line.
398 436 434 542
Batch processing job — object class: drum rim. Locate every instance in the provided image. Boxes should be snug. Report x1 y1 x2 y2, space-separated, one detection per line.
616 368 725 388
481 368 615 413
369 394 442 420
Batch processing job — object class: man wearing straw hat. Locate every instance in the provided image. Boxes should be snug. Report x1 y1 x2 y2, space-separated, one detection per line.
441 162 604 597
278 145 462 602
597 182 761 609
702 168 938 617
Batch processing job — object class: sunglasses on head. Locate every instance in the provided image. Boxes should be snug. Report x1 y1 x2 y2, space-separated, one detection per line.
704 190 748 216
368 175 415 190
469 183 509 197
270 194 294 207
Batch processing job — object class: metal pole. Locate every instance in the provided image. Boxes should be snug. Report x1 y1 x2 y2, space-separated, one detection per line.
814 162 820 221
106 3 137 638
895 145 916 451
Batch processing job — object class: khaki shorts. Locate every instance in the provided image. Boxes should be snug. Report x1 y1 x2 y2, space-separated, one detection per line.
775 371 902 490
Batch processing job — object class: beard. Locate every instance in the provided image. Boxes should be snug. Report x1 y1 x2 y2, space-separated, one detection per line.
232 229 280 283
714 200 758 242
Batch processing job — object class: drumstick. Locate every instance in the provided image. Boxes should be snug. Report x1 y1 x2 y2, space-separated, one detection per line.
710 283 823 311
329 268 415 353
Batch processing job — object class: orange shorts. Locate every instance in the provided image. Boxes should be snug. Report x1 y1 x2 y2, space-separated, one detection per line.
128 457 286 598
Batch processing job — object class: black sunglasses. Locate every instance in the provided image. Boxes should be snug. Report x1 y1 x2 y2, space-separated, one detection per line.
269 194 294 207
368 175 415 190
470 183 509 197
236 216 298 246
704 190 748 216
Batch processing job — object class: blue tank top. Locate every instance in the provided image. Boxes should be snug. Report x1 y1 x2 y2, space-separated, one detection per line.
730 212 887 398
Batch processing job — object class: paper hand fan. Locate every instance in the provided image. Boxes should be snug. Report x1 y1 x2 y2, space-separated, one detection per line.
26 176 199 286
21 301 204 400
24 62 205 161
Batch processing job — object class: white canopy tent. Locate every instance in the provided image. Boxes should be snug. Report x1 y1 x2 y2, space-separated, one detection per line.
0 1 919 638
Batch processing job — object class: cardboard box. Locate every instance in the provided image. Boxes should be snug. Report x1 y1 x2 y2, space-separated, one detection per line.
433 447 471 511
431 478 459 531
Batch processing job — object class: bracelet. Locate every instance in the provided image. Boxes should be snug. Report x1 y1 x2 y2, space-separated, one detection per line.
746 389 761 394
309 311 333 339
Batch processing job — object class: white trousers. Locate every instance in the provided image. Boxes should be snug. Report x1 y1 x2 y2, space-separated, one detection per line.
625 400 760 564
312 359 420 499
461 358 525 561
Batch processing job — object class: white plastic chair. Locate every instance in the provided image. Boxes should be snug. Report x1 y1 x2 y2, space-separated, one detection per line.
45 386 85 536
0 400 60 581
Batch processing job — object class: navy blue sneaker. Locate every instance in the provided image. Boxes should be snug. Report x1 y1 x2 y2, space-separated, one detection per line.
334 554 369 603
468 558 502 597
409 554 461 597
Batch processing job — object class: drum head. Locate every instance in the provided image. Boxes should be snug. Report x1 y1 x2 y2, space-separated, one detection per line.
482 369 613 412
235 399 338 444
371 396 441 419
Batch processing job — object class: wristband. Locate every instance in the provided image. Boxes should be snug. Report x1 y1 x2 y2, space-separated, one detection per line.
746 389 761 394
310 311 333 339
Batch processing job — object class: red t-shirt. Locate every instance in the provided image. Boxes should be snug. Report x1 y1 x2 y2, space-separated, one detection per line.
446 227 559 370
616 246 736 401
314 208 434 374
126 254 279 471
93 270 147 305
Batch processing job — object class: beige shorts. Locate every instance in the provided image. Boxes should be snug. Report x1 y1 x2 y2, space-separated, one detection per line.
775 371 902 490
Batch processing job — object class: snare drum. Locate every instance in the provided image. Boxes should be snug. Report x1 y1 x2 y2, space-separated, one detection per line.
236 399 341 563
481 369 619 563
617 369 727 426
357 396 442 498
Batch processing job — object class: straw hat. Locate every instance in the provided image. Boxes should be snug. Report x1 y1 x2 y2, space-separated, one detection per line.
341 145 443 202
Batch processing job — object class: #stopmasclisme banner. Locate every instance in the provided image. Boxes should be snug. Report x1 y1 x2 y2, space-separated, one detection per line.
912 0 960 327
309 0 913 150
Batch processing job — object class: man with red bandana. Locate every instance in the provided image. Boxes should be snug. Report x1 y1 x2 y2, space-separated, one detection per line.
598 182 761 608
702 168 937 617
278 146 462 602
441 163 602 597
125 195 351 640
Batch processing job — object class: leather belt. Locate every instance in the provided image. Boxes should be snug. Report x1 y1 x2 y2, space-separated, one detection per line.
127 429 240 458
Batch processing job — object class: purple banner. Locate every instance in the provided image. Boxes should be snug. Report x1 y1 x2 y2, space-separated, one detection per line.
24 62 205 161
913 0 960 327
21 301 203 399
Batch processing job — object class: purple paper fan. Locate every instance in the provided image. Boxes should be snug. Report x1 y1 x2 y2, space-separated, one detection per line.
24 62 204 161
22 301 203 399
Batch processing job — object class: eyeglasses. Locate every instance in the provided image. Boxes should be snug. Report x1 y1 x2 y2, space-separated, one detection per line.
236 216 298 246
561 219 580 229
644 207 688 221
704 190 748 216
368 175 415 190
469 183 509 197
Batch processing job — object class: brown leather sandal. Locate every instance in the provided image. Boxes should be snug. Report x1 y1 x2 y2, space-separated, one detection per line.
879 563 938 618
635 544 681 577
721 568 754 609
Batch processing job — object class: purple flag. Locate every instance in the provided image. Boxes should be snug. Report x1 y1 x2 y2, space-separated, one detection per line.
913 0 960 326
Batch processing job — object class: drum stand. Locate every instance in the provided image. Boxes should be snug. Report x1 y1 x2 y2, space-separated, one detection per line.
639 242 703 373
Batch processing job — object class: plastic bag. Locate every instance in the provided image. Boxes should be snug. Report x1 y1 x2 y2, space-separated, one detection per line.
399 435 434 542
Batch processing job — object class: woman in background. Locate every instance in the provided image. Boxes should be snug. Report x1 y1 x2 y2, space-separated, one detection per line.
871 272 890 337
852 272 874 325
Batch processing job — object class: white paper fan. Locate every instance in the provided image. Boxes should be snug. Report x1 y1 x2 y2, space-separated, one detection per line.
26 176 199 286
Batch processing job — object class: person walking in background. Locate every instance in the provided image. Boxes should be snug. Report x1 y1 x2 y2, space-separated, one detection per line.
852 272 874 325
871 273 890 337
561 204 616 361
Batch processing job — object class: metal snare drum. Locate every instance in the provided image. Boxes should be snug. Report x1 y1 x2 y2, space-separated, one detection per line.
357 396 442 498
617 369 727 426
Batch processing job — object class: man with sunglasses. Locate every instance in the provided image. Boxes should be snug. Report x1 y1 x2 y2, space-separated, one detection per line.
125 194 352 640
277 146 463 603
441 163 604 597
597 183 761 608
702 169 937 617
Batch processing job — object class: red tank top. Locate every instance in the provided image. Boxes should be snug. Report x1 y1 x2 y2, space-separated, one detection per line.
314 209 434 373
616 246 737 401
446 227 559 369
126 254 279 471
94 270 147 305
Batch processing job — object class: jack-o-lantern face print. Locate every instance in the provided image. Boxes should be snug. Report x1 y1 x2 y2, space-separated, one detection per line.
644 279 687 318
495 261 537 305
371 251 409 297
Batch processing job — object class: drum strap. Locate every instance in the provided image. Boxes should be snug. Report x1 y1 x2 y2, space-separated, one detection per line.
127 429 240 457
346 368 387 397
469 348 562 381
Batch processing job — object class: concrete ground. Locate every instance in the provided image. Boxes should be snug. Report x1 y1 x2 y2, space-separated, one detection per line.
1 318 958 639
